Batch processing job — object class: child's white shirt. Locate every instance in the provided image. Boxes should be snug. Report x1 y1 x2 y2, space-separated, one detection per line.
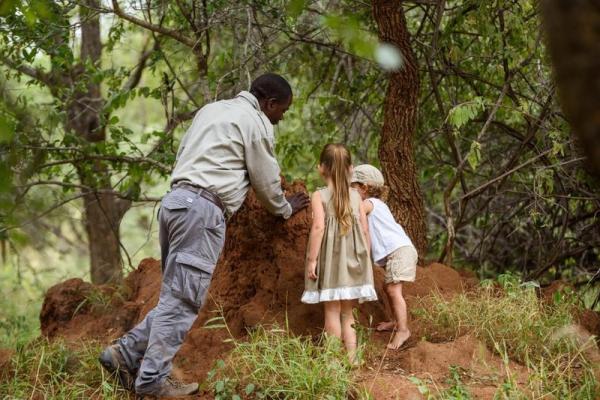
367 198 416 265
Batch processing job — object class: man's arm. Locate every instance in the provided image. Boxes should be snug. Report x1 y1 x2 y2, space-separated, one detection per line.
245 135 295 218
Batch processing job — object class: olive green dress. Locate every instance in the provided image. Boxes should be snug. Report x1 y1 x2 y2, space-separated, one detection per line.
301 187 377 304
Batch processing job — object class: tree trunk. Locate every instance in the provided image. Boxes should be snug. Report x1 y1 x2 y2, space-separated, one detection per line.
372 0 427 260
82 190 128 284
68 0 128 284
541 0 600 178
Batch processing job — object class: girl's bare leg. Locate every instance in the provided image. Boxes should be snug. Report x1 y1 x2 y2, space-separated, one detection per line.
340 300 358 363
323 301 342 339
386 283 411 350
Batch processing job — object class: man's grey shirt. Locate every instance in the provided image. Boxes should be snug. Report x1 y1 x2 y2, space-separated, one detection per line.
170 91 292 219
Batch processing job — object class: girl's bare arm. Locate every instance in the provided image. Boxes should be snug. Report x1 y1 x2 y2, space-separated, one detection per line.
306 192 325 279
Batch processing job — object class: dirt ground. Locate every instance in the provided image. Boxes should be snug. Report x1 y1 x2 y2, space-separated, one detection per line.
38 183 600 399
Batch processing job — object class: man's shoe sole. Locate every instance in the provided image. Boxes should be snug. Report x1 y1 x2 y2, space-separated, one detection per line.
137 383 200 398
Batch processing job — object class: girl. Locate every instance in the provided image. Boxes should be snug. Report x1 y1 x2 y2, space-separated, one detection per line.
301 144 377 361
351 164 418 350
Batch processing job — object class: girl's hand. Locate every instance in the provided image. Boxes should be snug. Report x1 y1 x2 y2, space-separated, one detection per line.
307 260 318 281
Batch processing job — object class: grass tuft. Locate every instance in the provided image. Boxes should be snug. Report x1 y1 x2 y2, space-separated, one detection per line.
207 323 363 400
0 337 129 399
413 273 599 399
414 273 576 363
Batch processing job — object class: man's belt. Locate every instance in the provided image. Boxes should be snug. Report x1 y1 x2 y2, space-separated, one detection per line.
171 180 225 214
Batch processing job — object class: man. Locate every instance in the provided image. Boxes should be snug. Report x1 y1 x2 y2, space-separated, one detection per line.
99 73 310 397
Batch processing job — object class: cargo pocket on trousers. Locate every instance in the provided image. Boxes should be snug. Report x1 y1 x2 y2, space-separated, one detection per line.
170 262 211 308
161 192 194 211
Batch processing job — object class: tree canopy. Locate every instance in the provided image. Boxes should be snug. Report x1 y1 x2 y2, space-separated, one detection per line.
0 0 598 297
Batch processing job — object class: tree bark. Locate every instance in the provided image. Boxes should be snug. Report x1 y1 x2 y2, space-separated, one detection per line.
541 0 600 178
70 0 128 284
372 0 427 260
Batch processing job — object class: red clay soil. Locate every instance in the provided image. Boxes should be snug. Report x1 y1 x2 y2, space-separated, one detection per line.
0 348 13 381
361 334 530 400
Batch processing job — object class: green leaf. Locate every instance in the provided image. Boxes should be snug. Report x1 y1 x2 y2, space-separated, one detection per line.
0 114 15 143
215 380 225 393
466 141 481 170
286 0 307 19
448 97 484 129
0 0 18 16
245 383 255 395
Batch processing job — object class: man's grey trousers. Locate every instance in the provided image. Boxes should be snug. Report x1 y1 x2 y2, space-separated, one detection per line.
116 187 226 394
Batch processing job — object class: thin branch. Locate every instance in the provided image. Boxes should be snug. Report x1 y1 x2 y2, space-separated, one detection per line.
17 180 162 202
39 154 171 172
122 38 159 91
0 56 53 87
0 192 88 234
460 148 554 201
108 0 197 48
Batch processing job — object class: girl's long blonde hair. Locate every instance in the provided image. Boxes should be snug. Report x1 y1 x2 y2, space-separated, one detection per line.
320 143 353 235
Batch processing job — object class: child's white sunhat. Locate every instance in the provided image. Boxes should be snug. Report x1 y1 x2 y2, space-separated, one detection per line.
351 164 385 186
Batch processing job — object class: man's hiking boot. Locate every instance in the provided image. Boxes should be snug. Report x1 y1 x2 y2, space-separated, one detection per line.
155 376 199 397
141 376 199 398
99 344 136 392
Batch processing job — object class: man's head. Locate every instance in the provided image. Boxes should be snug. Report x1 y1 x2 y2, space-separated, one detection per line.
250 73 293 125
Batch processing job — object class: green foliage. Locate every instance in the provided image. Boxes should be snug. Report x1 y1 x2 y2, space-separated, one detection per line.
0 267 40 348
447 97 485 130
321 14 378 59
287 0 308 19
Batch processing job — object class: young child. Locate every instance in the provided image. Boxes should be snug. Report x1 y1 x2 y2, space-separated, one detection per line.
351 164 418 350
301 144 377 361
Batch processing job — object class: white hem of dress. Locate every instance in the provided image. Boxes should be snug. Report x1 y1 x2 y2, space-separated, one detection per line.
301 284 378 304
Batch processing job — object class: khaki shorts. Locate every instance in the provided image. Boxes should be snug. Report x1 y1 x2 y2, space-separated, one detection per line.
383 246 417 284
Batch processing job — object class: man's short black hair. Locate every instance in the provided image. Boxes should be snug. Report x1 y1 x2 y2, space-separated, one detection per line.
250 73 292 103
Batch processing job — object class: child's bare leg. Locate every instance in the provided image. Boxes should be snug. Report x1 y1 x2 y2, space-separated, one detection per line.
323 301 342 339
376 321 396 331
385 283 411 350
340 300 358 363
376 289 397 331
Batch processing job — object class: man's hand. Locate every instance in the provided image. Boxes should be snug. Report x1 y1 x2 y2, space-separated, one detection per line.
287 192 310 215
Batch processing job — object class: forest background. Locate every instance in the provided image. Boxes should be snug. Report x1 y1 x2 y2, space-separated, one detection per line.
0 0 599 346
